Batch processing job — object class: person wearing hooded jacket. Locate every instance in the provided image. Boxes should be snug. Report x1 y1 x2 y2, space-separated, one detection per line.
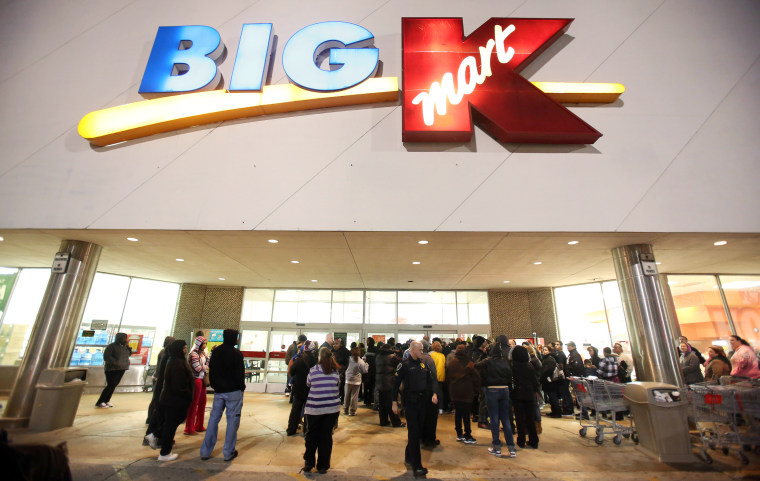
157 340 194 461
96 332 132 408
446 344 480 443
287 341 319 435
185 335 210 435
475 342 516 457
511 345 539 449
200 329 246 462
144 336 175 448
375 343 404 427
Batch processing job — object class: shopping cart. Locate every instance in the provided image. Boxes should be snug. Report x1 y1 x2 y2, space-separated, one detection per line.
569 377 634 445
689 382 760 465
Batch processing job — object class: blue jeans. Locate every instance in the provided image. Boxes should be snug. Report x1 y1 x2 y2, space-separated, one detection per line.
485 387 515 448
200 390 244 460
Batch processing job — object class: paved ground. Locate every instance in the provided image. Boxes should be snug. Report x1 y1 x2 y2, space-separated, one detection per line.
2 392 759 480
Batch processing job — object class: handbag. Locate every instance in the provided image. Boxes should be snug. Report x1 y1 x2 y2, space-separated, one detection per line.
551 364 565 382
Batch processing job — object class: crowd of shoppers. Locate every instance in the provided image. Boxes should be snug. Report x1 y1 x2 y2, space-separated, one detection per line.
90 328 760 474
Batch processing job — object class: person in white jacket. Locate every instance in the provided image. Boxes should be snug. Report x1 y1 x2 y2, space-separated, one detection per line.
343 347 368 415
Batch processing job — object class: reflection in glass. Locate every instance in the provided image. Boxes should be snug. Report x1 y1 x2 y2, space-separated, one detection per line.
668 275 732 354
719 275 760 349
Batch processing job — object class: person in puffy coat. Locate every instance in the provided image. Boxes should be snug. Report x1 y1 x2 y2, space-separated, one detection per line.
540 346 562 418
679 342 704 385
157 340 194 461
729 335 760 378
704 345 731 382
511 345 539 449
344 347 368 416
96 332 132 408
374 343 404 427
446 344 480 443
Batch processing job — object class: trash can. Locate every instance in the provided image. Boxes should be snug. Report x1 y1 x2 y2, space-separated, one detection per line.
624 381 695 463
29 368 88 432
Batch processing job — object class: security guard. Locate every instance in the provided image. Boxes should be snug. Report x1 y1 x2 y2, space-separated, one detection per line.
392 341 437 478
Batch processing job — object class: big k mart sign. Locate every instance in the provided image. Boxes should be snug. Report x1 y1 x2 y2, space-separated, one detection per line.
78 18 623 147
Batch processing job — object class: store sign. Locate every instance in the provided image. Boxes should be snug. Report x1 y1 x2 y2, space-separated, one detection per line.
403 18 618 144
78 18 622 147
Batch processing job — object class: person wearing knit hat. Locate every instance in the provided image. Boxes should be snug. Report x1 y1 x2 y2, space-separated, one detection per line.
184 335 209 435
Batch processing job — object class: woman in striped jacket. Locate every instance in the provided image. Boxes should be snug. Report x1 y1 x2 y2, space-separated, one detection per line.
184 335 209 435
303 347 341 474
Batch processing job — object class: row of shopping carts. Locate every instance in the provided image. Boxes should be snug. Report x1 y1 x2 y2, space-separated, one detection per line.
689 376 760 465
569 377 635 445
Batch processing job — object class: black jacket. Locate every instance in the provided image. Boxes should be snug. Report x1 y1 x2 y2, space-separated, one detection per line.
567 349 585 377
540 354 560 392
159 340 194 409
209 329 245 393
511 346 539 402
333 346 350 371
476 355 512 387
103 332 132 371
375 345 400 391
289 349 317 398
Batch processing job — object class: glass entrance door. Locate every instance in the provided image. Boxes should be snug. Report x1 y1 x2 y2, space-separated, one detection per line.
267 330 298 392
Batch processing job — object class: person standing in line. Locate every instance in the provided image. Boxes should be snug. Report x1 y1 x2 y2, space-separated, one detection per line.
553 341 574 417
96 332 132 408
586 346 601 367
728 335 760 378
704 345 731 382
476 342 517 458
332 338 350 405
287 341 318 436
320 333 334 350
303 347 342 474
363 337 377 407
157 340 194 461
144 336 175 448
678 342 704 385
393 341 437 478
510 345 539 449
200 329 245 462
184 335 209 435
375 342 404 428
613 342 634 383
540 345 562 418
285 337 303 395
429 341 448 413
446 344 480 444
344 347 368 415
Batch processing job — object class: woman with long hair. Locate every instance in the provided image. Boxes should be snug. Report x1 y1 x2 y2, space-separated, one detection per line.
540 345 562 418
344 346 368 416
728 335 760 378
704 345 731 382
679 342 704 385
303 347 341 474
184 335 209 435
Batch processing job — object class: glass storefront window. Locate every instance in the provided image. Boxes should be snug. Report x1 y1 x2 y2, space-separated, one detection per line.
331 290 364 324
367 291 397 324
0 267 19 319
241 289 274 322
668 275 732 354
554 283 612 352
120 278 180 364
719 275 760 349
398 291 456 325
601 281 631 347
0 268 50 365
457 291 490 325
272 290 331 323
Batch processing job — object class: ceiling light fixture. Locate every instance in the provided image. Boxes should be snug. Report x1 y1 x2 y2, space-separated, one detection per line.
714 240 727 246
412 261 421 265
656 262 661 265
418 240 428 244
291 260 300 264
218 277 225 281
0 236 4 242
268 239 279 244
533 261 542 265
176 258 184 262
311 279 318 282
567 240 579 245
503 280 510 283
127 237 138 242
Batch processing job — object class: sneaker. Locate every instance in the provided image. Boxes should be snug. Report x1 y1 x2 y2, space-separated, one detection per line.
157 453 178 461
413 467 428 477
464 436 477 444
456 435 465 442
144 433 159 450
142 437 149 446
478 422 490 429
439 409 443 414
488 447 501 456
95 402 110 408
508 447 516 458
561 413 574 418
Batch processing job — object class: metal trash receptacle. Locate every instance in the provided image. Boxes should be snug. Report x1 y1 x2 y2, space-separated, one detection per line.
29 368 88 432
624 381 694 463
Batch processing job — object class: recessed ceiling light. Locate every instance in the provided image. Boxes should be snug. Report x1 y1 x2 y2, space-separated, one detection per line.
218 277 225 281
127 237 138 242
567 240 579 245
176 258 184 262
668 281 677 285
0 236 4 242
268 239 279 244
533 261 542 265
311 279 318 282
714 240 727 246
291 260 300 264
412 261 421 265
418 240 428 245
656 262 661 265
503 280 510 284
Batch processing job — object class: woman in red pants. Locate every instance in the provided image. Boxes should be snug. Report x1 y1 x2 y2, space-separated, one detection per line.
184 335 209 435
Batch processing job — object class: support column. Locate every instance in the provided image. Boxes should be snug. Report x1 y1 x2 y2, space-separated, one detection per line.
611 244 682 387
1 240 101 426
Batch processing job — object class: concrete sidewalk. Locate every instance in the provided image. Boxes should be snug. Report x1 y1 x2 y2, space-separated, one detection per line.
3 392 759 480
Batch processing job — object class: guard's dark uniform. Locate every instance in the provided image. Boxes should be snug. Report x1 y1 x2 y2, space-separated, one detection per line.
393 356 435 471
